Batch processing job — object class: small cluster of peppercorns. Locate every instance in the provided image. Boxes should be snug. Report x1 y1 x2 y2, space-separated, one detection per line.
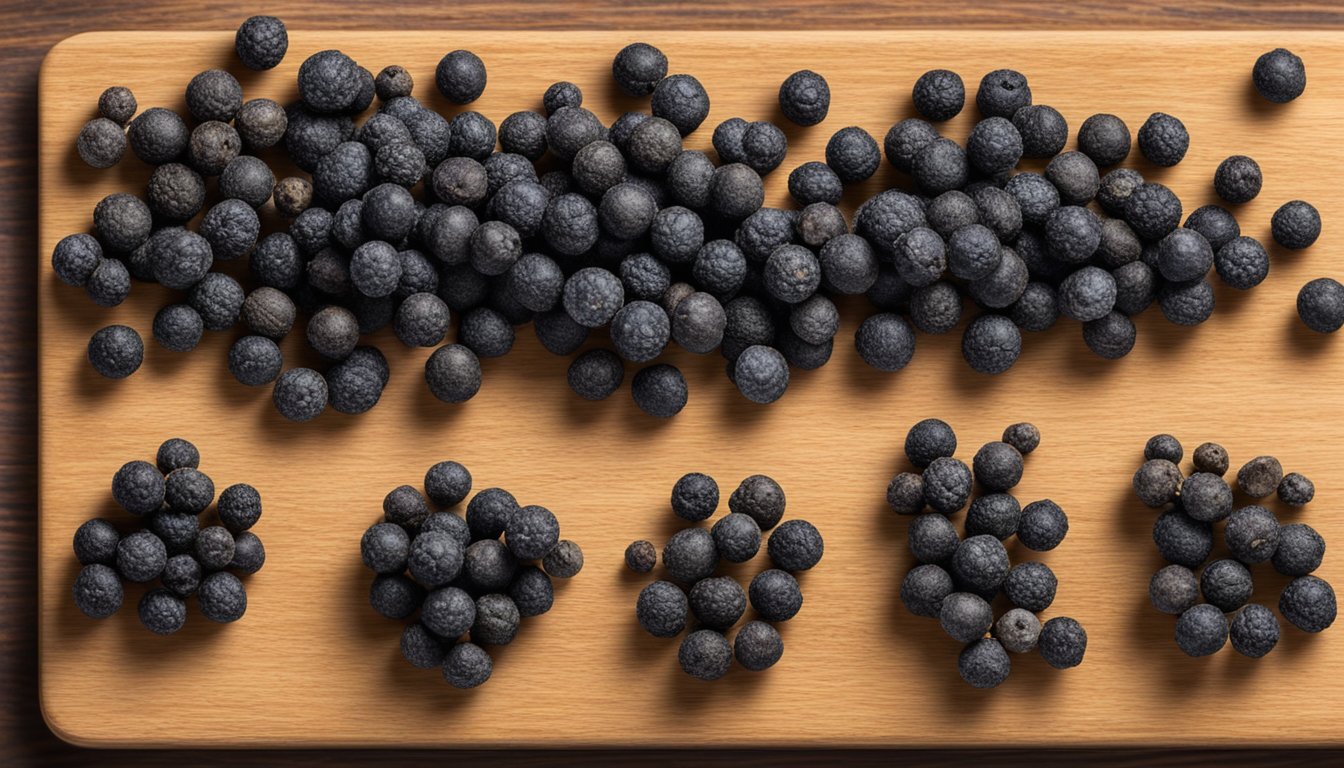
1134 434 1336 658
892 419 1086 688
71 438 264 634
360 461 583 688
627 472 822 680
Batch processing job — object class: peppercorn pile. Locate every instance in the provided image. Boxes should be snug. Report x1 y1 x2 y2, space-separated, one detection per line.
1134 435 1336 658
627 472 822 680
892 419 1087 688
53 16 1332 416
71 438 265 634
360 461 583 688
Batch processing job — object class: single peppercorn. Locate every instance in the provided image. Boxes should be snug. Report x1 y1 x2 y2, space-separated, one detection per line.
625 539 657 573
1253 48 1306 103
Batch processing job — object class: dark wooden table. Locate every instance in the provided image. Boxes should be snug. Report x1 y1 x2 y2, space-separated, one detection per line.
6 2 1343 765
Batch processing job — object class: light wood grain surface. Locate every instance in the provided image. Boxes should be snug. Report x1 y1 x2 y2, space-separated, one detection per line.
36 30 1344 749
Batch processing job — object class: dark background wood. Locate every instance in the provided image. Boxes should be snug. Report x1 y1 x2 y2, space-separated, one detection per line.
6 1 1344 765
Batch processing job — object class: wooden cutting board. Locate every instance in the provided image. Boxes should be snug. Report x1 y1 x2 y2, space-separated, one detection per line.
37 30 1344 748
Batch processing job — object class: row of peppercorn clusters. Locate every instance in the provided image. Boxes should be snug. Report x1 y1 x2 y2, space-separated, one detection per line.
359 461 583 688
893 420 1086 688
58 16 1334 420
628 473 823 680
1134 435 1336 658
72 438 265 634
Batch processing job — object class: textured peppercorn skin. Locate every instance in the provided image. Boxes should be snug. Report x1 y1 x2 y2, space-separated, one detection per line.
1038 616 1087 669
73 564 123 619
612 42 667 97
779 69 831 126
940 591 993 643
637 580 688 638
901 563 954 618
1153 508 1213 569
1273 200 1322 250
1253 48 1306 104
1229 603 1280 658
652 74 710 136
923 457 973 515
1280 575 1337 633
1214 236 1269 290
88 325 143 380
1176 603 1227 657
631 364 688 418
443 642 493 689
1201 558 1254 612
1005 561 1056 613
1137 112 1189 167
961 314 1021 375
672 472 718 521
1297 277 1344 333
826 127 880 184
951 534 1009 592
959 638 1011 689
1017 499 1068 551
235 15 288 70
913 69 965 122
749 568 803 622
976 69 1032 119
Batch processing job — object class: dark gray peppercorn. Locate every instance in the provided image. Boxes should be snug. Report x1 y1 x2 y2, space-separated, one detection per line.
966 494 1021 541
949 224 1003 280
421 512 471 550
458 307 515 358
464 487 517 543
1192 442 1230 476
973 441 1024 492
901 563 954 618
662 527 718 585
272 367 328 422
369 573 423 620
625 540 657 573
408 529 466 589
1225 505 1280 565
567 348 624 401
632 363 687 418
1158 279 1214 327
730 345 787 404
505 504 559 560
1237 456 1283 499
651 74 710 136
401 622 448 669
362 522 410 574
733 621 784 671
1005 561 1056 612
913 137 969 195
1184 204 1240 252
912 69 964 122
1278 473 1315 507
1253 48 1306 103
1201 558 1254 612
185 69 242 124
679 628 733 681
235 15 287 70
940 591 993 643
509 565 554 618
1011 104 1067 158
854 313 916 372
1002 423 1040 455
884 118 939 173
127 108 189 165
729 475 786 531
148 510 198 556
1005 172 1059 228
74 518 120 566
189 273 245 331
1144 434 1183 463
373 65 413 101
908 284 960 334
435 50 487 104
237 98 289 151
923 457 973 515
98 86 137 126
1214 155 1262 204
443 642 493 688
952 534 1009 592
73 563 123 619
543 81 582 115
1038 616 1087 669
1214 236 1269 290
909 513 960 564
887 472 926 516
1138 112 1189 167
667 149 715 208
894 227 947 287
1181 472 1233 523
1150 564 1200 615
383 485 430 530
1268 197 1322 248
76 117 126 169
228 336 282 387
959 638 1011 688
161 554 202 597
1018 499 1068 551
87 325 143 379
767 519 823 572
51 233 102 288
689 576 746 630
1124 182 1182 242
710 513 760 564
826 126 881 184
1111 261 1155 317
1280 575 1336 633
672 291 725 353
464 539 518 592
1077 113 1130 167
1176 603 1228 657
425 344 481 404
671 472 719 521
961 314 1021 375
1273 523 1325 577
1154 507 1214 569
94 192 152 253
995 607 1042 653
749 568 803 622
966 116 1022 175
779 69 830 126
976 69 1032 118
637 580 688 637
194 525 235 572
116 529 167 582
1230 604 1280 658
217 482 261 533
112 460 164 516
85 259 130 308
905 418 957 469
1045 205 1101 263
612 42 668 97
542 540 584 579
422 461 471 508
1297 277 1344 333
1157 228 1214 283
